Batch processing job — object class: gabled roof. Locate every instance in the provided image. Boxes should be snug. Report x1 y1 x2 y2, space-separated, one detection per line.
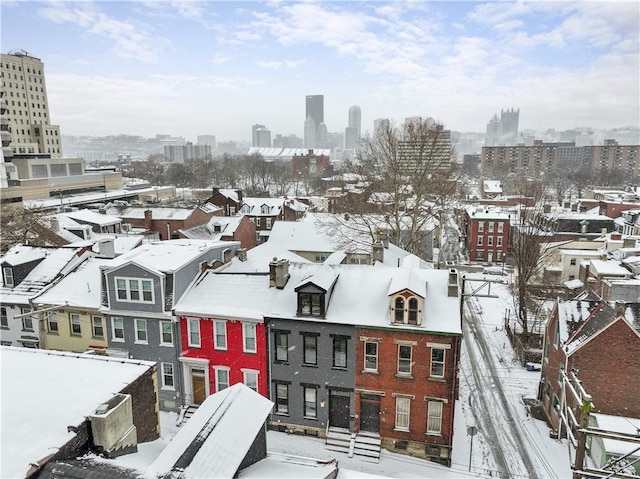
148 383 273 479
63 209 122 226
217 188 240 202
1 244 47 266
387 268 427 298
295 264 339 292
216 241 311 274
180 216 244 241
101 239 236 274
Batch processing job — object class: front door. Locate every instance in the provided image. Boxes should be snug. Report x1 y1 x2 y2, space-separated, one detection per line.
488 252 494 263
192 369 206 405
360 395 380 433
329 390 350 429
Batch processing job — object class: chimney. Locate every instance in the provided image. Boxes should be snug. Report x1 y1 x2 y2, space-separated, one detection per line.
98 239 116 259
236 189 243 202
614 301 626 317
372 241 384 264
586 277 596 292
144 209 152 229
275 259 290 289
601 228 607 237
600 252 608 261
269 257 277 287
448 268 459 297
237 248 247 262
200 261 210 273
610 232 621 241
622 238 635 248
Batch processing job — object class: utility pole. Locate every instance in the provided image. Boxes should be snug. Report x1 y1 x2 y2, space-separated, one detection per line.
572 393 592 479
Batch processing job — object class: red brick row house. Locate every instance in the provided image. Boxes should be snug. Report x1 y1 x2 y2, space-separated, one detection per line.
463 206 511 264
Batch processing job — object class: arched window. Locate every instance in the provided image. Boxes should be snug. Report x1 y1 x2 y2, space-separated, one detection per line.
408 298 418 324
394 297 404 322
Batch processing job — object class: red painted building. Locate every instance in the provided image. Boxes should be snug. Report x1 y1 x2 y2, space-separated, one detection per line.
175 273 271 405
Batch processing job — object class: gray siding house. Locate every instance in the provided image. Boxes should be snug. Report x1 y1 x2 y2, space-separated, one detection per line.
100 239 240 411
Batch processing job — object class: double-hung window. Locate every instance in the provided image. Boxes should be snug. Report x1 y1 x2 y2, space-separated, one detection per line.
70 314 81 335
427 401 443 434
430 347 446 378
243 369 259 392
302 334 317 365
1 307 8 328
161 363 175 389
188 318 201 347
47 312 58 333
92 316 104 337
21 308 33 331
477 236 483 246
3 267 14 287
304 387 317 418
497 222 504 233
112 317 124 341
275 331 288 362
398 345 412 375
364 341 378 372
395 397 410 431
214 321 227 350
160 321 173 345
333 337 347 369
115 278 153 303
215 367 229 391
394 297 404 322
243 323 256 353
135 319 147 343
275 383 289 414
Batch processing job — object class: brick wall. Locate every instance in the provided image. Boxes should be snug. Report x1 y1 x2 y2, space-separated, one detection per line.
120 364 160 443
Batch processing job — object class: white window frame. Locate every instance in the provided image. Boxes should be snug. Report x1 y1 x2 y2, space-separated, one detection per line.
497 222 504 233
488 222 495 232
243 322 257 353
477 221 484 233
114 277 154 303
427 401 443 434
47 312 58 333
430 346 446 378
397 344 412 375
395 397 410 431
160 320 173 346
477 236 483 246
135 318 148 344
364 341 378 372
214 320 227 350
266 217 272 229
215 366 230 392
487 236 494 246
242 368 259 392
70 313 81 335
497 236 503 247
112 317 124 342
22 308 33 331
3 267 14 287
92 316 103 337
188 318 201 348
304 386 317 418
161 362 175 390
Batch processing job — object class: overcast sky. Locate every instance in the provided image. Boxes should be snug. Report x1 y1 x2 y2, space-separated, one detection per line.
2 1 639 142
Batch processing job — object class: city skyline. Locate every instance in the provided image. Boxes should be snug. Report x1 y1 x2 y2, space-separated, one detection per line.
2 1 639 143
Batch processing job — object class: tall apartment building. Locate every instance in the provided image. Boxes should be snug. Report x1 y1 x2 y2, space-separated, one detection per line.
482 140 639 178
345 105 361 149
251 124 271 148
164 143 211 163
197 135 216 148
397 123 453 174
1 50 62 157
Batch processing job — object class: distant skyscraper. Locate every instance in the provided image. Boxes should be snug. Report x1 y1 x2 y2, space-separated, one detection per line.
305 95 324 148
252 124 271 148
304 116 317 148
197 135 217 147
485 108 519 146
348 106 361 137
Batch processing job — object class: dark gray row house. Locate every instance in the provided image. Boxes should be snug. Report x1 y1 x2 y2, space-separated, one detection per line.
99 239 240 411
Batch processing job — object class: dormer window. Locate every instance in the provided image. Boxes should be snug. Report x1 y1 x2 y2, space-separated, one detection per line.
391 293 422 325
3 267 14 287
261 204 270 214
242 204 251 214
299 292 322 316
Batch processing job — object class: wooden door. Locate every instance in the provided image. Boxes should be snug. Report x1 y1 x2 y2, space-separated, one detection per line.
192 371 206 405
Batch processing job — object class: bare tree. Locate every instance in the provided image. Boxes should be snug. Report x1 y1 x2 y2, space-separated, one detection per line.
0 204 59 253
272 162 295 197
325 118 460 260
547 167 573 205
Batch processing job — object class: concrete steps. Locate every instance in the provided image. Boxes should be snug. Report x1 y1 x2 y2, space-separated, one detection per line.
325 427 381 462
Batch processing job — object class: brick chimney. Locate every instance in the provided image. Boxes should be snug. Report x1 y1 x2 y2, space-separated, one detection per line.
448 268 459 297
144 209 152 230
275 259 290 289
614 300 626 318
269 258 277 287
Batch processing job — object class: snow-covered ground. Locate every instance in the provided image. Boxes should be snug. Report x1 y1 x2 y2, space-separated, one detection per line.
109 278 573 478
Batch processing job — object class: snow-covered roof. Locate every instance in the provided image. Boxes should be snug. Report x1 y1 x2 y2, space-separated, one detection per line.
241 197 308 216
218 188 240 202
238 453 338 478
296 264 339 292
0 244 47 266
32 257 112 310
0 347 155 479
176 263 461 335
388 268 428 298
592 413 640 456
102 239 237 274
148 383 273 479
180 215 244 241
324 251 347 265
563 279 584 290
63 208 122 226
218 241 311 274
107 206 193 220
246 147 331 158
482 180 502 194
465 205 511 220
589 259 631 276
0 246 85 304
268 220 336 253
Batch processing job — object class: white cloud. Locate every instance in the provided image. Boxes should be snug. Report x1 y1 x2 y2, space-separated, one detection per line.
211 54 231 65
256 60 300 69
